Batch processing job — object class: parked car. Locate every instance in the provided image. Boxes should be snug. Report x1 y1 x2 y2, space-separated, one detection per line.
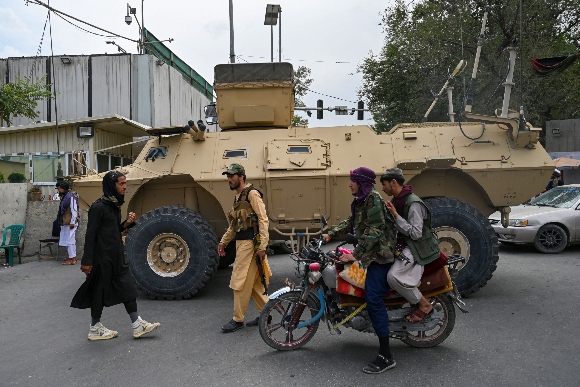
489 184 580 253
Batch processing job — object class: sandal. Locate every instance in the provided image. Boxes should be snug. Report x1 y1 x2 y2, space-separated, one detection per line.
362 354 396 374
62 259 75 265
405 307 433 323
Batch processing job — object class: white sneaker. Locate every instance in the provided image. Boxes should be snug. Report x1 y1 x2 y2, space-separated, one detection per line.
132 317 161 338
88 322 118 341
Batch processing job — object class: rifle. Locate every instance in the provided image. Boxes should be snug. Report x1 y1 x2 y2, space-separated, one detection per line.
252 213 268 295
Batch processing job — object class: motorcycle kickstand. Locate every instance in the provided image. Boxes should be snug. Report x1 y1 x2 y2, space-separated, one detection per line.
450 283 469 314
325 311 341 335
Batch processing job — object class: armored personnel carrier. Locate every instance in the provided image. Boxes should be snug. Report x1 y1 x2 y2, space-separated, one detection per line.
74 58 553 300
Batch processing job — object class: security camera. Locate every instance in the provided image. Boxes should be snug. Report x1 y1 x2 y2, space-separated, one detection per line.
125 15 132 25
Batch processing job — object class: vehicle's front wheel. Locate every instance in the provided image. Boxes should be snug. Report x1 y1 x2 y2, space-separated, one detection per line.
259 290 321 351
125 206 219 300
424 197 499 296
533 224 568 254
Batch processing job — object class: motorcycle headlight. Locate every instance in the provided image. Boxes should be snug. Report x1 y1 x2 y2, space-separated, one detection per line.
509 219 528 227
308 270 322 284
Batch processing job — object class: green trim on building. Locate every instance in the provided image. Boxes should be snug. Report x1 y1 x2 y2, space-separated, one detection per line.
143 28 213 99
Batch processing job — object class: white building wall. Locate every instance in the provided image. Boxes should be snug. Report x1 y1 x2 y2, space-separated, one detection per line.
51 56 89 122
91 55 132 118
8 57 49 126
1 54 211 129
152 61 171 126
131 55 153 127
0 59 6 85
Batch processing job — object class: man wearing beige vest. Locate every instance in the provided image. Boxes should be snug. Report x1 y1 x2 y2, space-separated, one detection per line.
218 164 272 333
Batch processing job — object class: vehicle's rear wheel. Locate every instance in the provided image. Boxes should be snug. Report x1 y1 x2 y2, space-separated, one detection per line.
533 224 567 254
125 206 219 300
401 294 455 348
424 198 499 296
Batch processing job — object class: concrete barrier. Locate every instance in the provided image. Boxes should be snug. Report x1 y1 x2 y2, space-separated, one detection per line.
0 184 86 263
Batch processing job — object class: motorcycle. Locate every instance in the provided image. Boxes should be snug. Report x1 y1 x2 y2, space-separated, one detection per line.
258 215 468 351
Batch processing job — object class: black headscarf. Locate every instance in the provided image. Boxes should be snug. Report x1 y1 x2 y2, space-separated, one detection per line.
102 170 126 207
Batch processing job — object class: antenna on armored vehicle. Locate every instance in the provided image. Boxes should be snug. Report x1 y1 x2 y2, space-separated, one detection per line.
423 59 467 122
464 6 490 113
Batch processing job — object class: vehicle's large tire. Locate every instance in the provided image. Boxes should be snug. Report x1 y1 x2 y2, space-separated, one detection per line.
125 206 219 300
424 197 499 296
401 294 456 348
218 243 236 269
533 224 568 254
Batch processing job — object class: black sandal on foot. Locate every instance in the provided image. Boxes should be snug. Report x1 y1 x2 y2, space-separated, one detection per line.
362 354 396 374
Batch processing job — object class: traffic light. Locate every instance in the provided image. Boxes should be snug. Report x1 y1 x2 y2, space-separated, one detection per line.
317 99 323 119
357 101 364 120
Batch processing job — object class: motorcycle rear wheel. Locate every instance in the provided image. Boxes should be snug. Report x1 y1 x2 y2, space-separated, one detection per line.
258 290 321 351
401 294 456 348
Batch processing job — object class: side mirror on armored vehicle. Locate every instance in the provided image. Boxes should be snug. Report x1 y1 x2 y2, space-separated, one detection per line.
204 103 218 125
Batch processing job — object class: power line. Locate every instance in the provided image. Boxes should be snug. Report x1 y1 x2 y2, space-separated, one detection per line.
304 88 357 104
52 9 111 38
237 54 350 64
26 0 139 43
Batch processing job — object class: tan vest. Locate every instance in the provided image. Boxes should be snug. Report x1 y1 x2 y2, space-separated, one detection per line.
226 185 259 232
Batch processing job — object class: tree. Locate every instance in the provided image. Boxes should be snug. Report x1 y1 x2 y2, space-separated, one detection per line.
292 66 313 126
358 0 580 136
0 77 53 126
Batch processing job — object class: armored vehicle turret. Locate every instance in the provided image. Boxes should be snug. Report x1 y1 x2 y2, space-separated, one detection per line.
74 56 553 300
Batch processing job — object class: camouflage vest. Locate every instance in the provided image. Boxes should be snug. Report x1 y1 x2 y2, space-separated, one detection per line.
226 185 262 233
403 193 440 265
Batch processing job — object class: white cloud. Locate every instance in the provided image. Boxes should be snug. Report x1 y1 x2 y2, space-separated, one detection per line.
0 45 26 58
0 7 32 36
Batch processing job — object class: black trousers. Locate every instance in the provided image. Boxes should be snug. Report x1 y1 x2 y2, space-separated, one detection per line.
91 298 137 319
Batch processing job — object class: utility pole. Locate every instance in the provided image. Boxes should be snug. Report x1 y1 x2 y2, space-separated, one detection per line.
229 0 235 63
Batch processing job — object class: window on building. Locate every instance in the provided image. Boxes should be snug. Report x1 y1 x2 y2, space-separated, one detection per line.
0 155 30 182
32 154 63 183
67 152 88 176
96 153 132 172
97 154 110 172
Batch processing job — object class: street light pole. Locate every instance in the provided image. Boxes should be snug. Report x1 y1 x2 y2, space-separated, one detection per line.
141 0 144 52
229 0 235 63
278 7 281 62
264 4 281 63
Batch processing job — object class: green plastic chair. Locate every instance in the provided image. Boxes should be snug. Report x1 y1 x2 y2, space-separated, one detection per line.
1 225 26 267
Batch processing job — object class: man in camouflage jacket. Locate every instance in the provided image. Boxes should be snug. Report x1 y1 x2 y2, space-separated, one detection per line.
322 167 397 374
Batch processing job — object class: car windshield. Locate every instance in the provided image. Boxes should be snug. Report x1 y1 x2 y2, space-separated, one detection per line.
530 187 580 208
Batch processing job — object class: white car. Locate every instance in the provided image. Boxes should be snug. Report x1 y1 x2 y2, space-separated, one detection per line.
489 184 580 253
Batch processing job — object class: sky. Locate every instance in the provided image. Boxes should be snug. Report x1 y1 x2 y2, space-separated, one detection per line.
1 0 394 127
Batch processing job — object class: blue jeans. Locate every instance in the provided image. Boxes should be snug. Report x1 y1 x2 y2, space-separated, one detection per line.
365 262 392 337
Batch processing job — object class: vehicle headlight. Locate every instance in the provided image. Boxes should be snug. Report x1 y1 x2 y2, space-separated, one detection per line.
509 219 528 227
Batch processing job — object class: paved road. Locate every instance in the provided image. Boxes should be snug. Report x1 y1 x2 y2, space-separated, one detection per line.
1 243 579 386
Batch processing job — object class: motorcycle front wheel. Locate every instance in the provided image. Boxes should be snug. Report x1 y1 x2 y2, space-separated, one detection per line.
401 293 456 348
258 290 321 351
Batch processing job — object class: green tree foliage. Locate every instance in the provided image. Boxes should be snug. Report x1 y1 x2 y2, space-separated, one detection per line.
292 66 313 126
358 0 580 135
0 76 53 126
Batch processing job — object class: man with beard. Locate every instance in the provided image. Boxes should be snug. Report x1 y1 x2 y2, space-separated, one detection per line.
380 168 440 323
57 181 79 265
322 167 397 374
71 170 160 340
217 164 272 333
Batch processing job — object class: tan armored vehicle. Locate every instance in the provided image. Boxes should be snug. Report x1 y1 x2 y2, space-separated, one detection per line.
74 58 553 300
